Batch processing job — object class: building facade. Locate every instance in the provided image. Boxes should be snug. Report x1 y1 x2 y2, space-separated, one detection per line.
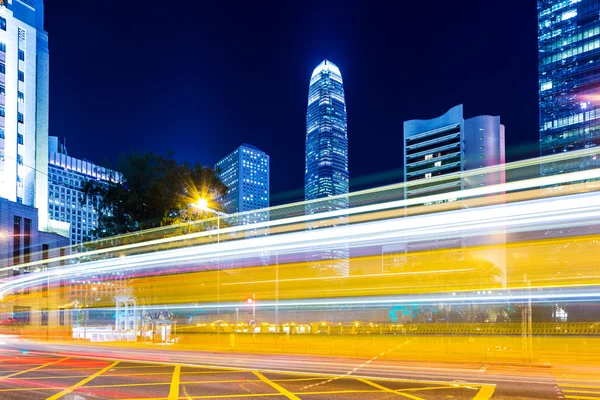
539 0 600 175
404 104 505 199
403 104 506 284
47 137 121 245
215 143 269 225
0 0 49 230
305 59 349 210
304 60 349 275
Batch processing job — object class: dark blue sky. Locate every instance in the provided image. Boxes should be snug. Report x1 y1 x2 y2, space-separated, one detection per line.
45 1 538 204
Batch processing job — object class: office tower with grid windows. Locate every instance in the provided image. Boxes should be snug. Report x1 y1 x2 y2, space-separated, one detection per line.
0 1 69 273
0 0 49 228
215 144 269 225
305 59 349 208
539 0 600 175
47 137 121 245
304 59 349 275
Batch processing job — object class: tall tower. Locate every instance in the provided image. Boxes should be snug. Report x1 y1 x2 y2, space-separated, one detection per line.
538 0 600 175
304 60 349 275
0 0 49 230
305 60 348 209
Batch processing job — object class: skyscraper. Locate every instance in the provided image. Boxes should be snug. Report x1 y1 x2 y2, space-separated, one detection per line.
538 0 600 175
305 59 349 210
0 1 69 275
47 137 122 245
215 144 269 225
304 60 349 275
0 0 49 229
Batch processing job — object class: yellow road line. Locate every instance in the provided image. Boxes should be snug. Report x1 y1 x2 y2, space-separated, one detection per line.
300 389 382 395
564 390 600 395
171 394 282 399
45 360 119 400
473 384 497 400
168 365 180 400
355 377 425 400
562 384 600 390
565 396 600 400
0 357 70 380
84 378 267 389
252 371 301 400
399 385 463 392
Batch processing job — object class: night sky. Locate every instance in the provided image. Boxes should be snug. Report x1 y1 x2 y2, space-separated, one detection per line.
44 1 539 204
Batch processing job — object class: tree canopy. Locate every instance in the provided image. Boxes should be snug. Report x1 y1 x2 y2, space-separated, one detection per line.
81 152 227 238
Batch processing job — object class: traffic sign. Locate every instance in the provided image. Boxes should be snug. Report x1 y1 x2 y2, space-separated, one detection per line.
248 318 257 327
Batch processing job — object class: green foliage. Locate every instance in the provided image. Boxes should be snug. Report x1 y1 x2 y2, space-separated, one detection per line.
81 152 227 238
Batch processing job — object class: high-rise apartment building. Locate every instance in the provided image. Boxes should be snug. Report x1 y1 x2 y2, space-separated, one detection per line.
305 59 349 210
47 137 121 245
215 144 269 225
538 0 600 175
404 104 505 199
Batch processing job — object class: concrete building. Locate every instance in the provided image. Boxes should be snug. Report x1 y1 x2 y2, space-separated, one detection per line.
48 136 121 245
404 104 505 199
538 0 600 175
0 0 49 230
402 104 506 285
215 143 269 226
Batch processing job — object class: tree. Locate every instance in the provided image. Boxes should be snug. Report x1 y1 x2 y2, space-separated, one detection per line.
81 151 227 238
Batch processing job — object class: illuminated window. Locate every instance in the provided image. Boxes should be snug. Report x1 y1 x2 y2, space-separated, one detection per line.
424 154 433 160
541 81 553 91
0 85 4 95
0 42 5 52
18 50 24 61
0 63 5 74
434 161 442 167
17 112 24 123
17 134 23 145
0 106 3 117
425 172 432 179
18 71 24 82
0 17 6 31
17 92 24 102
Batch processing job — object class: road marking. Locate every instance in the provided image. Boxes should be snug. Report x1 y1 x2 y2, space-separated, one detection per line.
355 377 425 400
0 356 70 380
565 396 600 400
252 371 301 400
561 385 600 390
564 390 600 395
473 384 497 400
168 365 180 400
45 360 119 400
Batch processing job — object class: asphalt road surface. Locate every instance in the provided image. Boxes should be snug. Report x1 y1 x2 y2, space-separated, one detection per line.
0 337 599 399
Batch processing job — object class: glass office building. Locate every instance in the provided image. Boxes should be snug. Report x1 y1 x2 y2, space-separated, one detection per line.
539 0 600 174
305 59 349 210
215 144 269 226
47 137 121 245
304 60 349 275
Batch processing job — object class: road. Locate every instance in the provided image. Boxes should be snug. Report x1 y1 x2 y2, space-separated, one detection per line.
0 337 599 399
